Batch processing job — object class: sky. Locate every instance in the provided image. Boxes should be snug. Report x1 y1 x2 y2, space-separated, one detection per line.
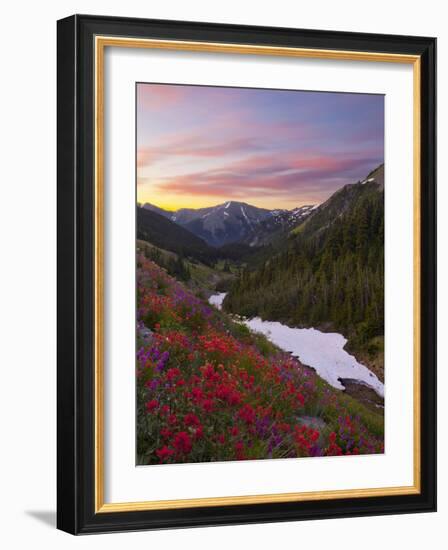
137 83 384 211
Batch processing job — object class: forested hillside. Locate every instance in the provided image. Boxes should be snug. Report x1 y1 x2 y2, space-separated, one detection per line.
137 206 217 265
224 172 384 355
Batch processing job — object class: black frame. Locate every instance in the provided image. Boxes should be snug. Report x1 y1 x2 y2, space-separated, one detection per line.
57 14 436 534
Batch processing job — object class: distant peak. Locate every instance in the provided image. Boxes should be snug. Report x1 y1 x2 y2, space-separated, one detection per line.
217 200 246 210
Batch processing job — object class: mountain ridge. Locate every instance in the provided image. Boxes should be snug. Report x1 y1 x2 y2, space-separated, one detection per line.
143 200 315 247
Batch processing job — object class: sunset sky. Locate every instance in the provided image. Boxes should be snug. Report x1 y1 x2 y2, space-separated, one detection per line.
137 83 384 211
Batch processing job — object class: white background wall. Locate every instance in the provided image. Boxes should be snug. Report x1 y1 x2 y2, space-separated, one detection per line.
0 1 444 547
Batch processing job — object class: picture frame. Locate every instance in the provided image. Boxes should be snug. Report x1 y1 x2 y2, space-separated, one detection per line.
57 14 436 534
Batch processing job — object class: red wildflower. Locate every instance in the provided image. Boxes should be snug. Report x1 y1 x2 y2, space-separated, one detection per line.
168 414 178 425
202 398 214 412
191 387 204 402
145 399 158 413
167 367 181 381
203 363 217 380
184 413 200 427
160 428 172 439
234 440 246 460
173 431 192 454
295 433 311 450
156 446 174 461
327 443 343 456
215 383 241 405
296 392 305 406
194 425 204 440
237 404 256 424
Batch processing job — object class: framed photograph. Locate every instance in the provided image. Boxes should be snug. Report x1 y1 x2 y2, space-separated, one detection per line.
57 14 436 534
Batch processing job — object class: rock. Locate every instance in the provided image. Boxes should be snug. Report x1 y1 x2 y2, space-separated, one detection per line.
139 327 153 342
339 378 384 412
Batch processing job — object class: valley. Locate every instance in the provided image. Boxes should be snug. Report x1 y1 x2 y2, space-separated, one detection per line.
137 166 384 382
137 164 385 394
136 166 385 463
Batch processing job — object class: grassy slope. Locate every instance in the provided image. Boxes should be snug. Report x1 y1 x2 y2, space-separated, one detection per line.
137 239 235 294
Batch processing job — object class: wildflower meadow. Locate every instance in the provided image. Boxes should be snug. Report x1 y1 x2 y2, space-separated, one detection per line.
136 255 384 465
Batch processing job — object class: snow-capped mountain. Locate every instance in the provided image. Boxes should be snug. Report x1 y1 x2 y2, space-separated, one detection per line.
243 205 315 246
142 201 315 247
144 201 272 246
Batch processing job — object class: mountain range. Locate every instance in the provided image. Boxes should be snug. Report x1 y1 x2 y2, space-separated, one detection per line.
138 163 384 267
142 201 315 247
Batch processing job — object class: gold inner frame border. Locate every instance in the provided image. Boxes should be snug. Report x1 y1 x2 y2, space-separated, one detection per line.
94 35 421 513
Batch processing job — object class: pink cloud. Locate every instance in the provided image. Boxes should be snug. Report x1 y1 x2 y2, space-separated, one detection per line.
137 85 189 110
137 84 251 113
154 152 381 200
137 136 262 168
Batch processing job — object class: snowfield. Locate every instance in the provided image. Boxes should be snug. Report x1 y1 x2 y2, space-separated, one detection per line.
209 292 227 309
208 293 384 397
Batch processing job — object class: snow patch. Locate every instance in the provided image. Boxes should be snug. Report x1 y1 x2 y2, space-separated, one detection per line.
209 292 226 310
245 318 384 397
240 206 252 227
361 177 375 185
208 293 384 397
